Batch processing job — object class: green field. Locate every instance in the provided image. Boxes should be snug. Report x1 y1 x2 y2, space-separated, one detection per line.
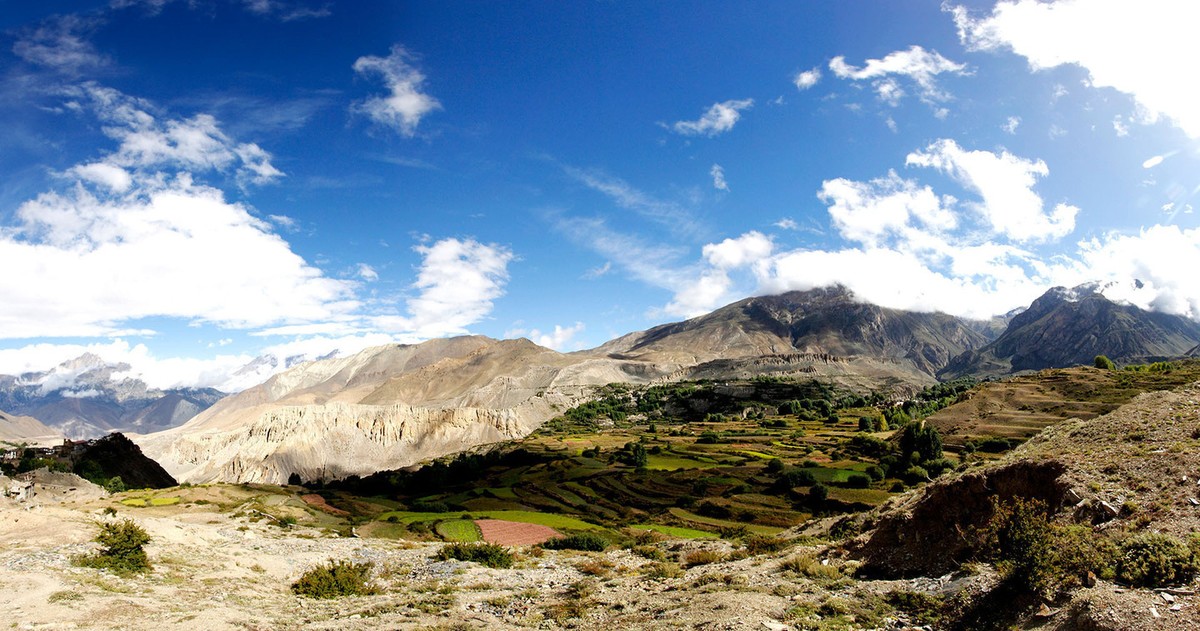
668 508 785 535
378 509 604 531
435 519 482 542
644 454 715 470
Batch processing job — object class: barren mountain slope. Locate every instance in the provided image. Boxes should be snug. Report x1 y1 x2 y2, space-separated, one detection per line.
0 409 62 446
137 337 674 484
941 284 1200 379
596 286 989 379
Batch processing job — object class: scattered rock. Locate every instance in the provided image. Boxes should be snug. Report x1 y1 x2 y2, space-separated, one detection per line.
1162 592 1176 603
1083 570 1097 588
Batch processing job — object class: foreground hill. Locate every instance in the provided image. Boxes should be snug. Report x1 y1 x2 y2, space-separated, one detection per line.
136 337 671 484
940 284 1200 379
596 286 990 381
0 353 224 439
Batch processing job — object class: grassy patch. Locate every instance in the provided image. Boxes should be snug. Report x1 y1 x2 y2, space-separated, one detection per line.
378 509 603 531
644 454 717 470
149 497 181 506
630 524 719 539
668 508 784 535
119 498 147 507
435 519 482 542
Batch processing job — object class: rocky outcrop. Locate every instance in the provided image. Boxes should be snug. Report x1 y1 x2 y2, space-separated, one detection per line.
850 459 1069 578
74 433 176 489
151 403 537 484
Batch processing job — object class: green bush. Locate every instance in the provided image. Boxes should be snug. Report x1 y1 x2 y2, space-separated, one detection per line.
1116 533 1197 587
974 497 1117 593
291 560 378 598
436 542 514 568
846 474 871 489
542 532 609 552
1094 355 1116 370
75 519 152 575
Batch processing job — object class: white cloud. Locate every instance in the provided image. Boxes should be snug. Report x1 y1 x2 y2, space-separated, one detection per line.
672 99 754 136
905 139 1077 242
829 45 966 105
77 85 283 185
951 0 1200 138
370 238 513 339
69 163 132 193
583 261 612 279
793 67 822 90
774 218 800 230
357 263 379 281
353 45 441 137
703 231 773 270
564 166 704 238
1003 116 1021 134
12 15 109 75
1142 155 1165 169
1112 116 1130 137
710 164 729 191
527 322 585 351
819 171 957 248
242 0 331 21
0 84 354 340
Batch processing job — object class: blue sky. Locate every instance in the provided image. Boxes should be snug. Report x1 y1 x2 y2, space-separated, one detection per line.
2 0 1199 391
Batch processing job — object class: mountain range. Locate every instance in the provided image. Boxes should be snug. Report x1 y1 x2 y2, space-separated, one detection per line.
0 354 225 440
5 282 1197 483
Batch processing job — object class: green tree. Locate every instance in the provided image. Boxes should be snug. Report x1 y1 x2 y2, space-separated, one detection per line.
1094 355 1116 370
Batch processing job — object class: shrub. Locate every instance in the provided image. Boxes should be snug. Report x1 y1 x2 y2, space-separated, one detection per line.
974 497 1118 593
436 542 514 568
807 483 828 504
641 561 683 579
1094 355 1116 370
697 501 732 519
103 476 126 494
846 474 871 489
291 559 378 598
901 466 929 484
542 532 609 552
75 519 152 575
683 549 724 567
765 458 785 474
1116 533 1198 587
779 554 840 580
744 535 790 555
411 500 450 513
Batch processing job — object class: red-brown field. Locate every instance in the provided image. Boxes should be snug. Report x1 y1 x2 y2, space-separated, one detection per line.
475 518 560 545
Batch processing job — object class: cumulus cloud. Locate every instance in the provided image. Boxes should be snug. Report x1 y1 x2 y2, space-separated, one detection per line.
370 238 513 339
829 45 966 105
77 84 284 185
819 171 957 248
353 45 441 136
672 99 754 136
527 322 585 351
1003 116 1021 134
710 164 729 191
793 67 822 90
950 0 1200 138
905 139 1077 242
0 87 352 340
